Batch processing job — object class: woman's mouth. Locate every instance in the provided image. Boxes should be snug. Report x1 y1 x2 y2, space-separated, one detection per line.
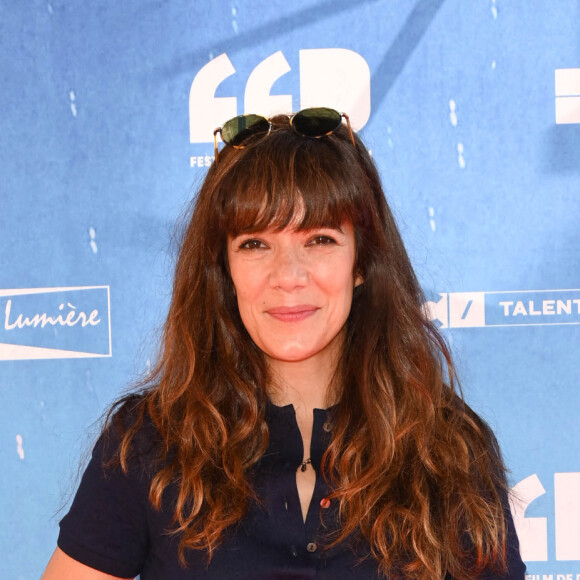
266 305 319 322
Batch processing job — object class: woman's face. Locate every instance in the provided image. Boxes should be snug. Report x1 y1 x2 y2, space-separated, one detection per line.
227 222 362 368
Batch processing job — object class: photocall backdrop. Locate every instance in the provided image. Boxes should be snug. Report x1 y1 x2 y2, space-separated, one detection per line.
1 1 578 578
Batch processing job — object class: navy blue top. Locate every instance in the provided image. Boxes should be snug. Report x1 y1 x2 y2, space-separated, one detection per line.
58 402 526 579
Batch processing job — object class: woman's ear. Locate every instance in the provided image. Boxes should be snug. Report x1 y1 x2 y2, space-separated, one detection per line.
354 272 364 288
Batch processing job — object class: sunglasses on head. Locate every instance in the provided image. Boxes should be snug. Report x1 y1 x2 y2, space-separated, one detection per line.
212 107 356 164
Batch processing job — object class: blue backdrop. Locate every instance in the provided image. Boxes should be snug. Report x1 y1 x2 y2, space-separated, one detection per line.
1 1 579 578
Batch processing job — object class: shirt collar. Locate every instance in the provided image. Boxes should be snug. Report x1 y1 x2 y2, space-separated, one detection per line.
264 400 334 471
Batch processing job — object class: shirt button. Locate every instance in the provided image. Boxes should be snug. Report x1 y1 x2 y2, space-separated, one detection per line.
323 420 332 432
306 542 318 553
320 497 330 509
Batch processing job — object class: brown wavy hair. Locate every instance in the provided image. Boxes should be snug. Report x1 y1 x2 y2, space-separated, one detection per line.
111 115 510 579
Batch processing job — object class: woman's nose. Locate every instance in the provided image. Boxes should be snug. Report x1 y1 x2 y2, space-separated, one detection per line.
269 247 308 291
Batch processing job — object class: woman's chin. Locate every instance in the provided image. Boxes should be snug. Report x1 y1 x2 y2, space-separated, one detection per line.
263 345 322 364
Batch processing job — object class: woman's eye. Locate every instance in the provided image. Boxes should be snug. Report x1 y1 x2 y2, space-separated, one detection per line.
239 239 266 250
308 235 337 246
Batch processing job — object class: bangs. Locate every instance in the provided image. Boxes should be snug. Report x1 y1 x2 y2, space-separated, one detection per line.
216 128 365 236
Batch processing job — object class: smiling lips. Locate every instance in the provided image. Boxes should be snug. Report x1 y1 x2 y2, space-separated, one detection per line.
266 305 319 322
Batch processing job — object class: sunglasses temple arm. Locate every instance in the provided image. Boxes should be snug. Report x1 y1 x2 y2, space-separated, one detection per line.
342 113 356 148
213 129 221 165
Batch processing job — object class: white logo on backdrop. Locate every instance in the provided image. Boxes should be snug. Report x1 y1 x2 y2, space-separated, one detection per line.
189 49 371 147
0 286 112 360
555 68 580 124
511 473 580 562
423 289 580 329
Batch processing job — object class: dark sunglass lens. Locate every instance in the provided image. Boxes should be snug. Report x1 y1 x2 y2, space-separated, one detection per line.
221 114 270 146
292 107 342 137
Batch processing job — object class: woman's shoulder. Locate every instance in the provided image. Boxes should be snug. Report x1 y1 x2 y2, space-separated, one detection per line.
441 387 508 484
444 388 498 435
99 391 165 470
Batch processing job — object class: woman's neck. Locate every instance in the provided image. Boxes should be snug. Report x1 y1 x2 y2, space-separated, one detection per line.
266 355 336 413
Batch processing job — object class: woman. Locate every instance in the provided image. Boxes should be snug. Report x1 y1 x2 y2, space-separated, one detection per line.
43 109 526 579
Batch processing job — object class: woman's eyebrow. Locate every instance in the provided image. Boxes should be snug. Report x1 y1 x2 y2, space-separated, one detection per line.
318 225 344 234
300 223 345 233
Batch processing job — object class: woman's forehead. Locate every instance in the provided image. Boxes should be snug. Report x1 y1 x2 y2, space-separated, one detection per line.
228 221 347 238
222 188 351 235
